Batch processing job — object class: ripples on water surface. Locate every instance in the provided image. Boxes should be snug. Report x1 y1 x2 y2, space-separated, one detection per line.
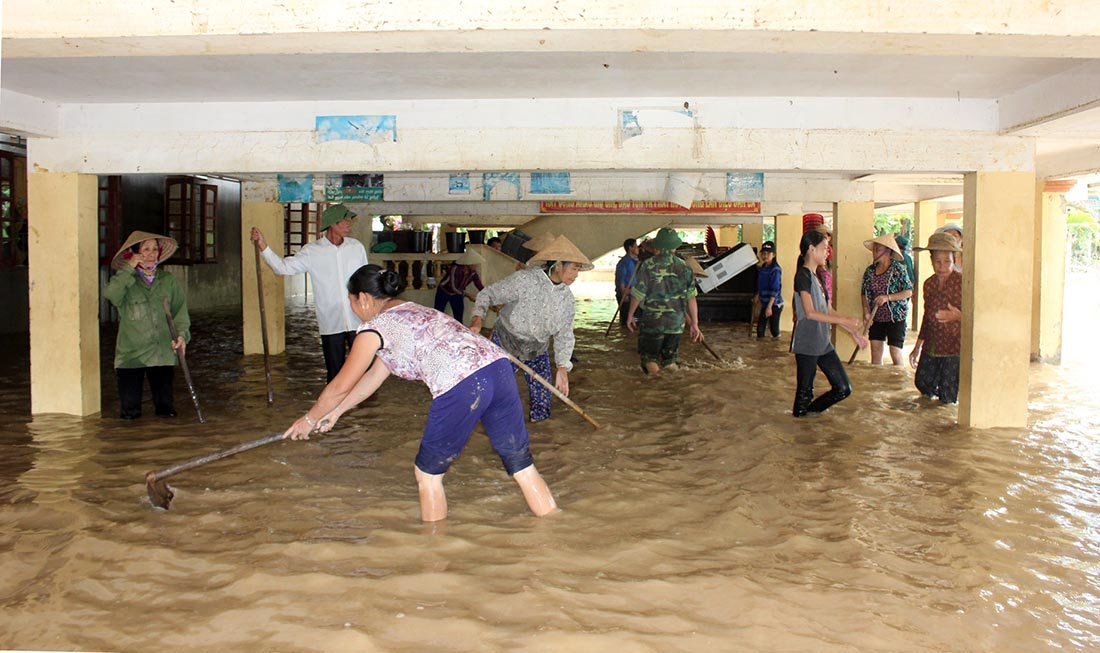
1 300 1099 652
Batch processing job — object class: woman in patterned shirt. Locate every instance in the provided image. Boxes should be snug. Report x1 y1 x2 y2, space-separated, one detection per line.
910 233 963 404
281 264 557 522
861 234 913 366
468 236 591 422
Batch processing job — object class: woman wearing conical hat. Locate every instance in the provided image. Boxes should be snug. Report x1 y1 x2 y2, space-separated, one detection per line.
103 231 190 419
469 235 591 422
910 233 963 404
860 234 913 365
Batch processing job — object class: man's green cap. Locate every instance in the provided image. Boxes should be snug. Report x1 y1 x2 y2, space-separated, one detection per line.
321 204 357 231
651 227 683 251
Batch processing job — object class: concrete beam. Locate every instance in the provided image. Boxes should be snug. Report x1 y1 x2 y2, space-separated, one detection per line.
0 89 60 137
28 127 1037 176
1000 61 1100 134
58 98 999 133
873 183 964 204
1036 142 1100 179
381 172 871 203
6 1 1100 57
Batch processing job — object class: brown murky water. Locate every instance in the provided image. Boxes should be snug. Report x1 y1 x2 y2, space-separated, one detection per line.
2 296 1099 652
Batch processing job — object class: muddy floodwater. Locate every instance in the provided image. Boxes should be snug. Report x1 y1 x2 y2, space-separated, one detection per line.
2 296 1100 652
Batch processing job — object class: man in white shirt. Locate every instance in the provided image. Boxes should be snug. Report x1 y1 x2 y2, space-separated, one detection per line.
251 204 369 381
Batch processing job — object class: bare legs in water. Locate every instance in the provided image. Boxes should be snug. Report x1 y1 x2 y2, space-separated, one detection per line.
414 465 558 522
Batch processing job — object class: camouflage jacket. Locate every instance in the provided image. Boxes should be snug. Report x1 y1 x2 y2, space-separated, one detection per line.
631 252 698 334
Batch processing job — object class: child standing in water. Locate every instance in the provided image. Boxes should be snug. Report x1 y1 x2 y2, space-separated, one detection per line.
791 230 869 417
910 233 963 404
755 240 783 338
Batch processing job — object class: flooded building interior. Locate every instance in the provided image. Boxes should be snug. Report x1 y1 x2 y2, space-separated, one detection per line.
2 3 1100 651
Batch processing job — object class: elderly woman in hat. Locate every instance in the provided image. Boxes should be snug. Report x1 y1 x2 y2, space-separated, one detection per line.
434 249 484 324
103 231 190 419
935 223 964 273
468 235 589 422
861 234 913 365
909 233 964 404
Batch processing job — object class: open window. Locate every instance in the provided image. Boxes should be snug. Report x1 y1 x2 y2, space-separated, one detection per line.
165 176 218 263
284 202 325 255
0 150 27 267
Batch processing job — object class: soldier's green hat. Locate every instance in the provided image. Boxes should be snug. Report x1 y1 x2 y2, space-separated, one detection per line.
651 227 683 251
321 204 357 231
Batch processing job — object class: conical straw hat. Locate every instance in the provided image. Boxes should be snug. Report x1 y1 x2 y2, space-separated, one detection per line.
111 230 178 271
522 231 557 251
526 235 594 271
862 234 903 261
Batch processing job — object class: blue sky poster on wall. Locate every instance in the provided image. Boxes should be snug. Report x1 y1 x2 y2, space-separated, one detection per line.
325 174 384 201
315 115 397 143
277 174 313 203
483 172 521 201
726 172 765 202
530 172 571 195
448 173 471 195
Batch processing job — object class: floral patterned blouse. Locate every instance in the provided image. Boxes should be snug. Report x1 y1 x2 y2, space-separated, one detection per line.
861 260 912 323
918 272 962 356
472 267 576 370
358 302 505 398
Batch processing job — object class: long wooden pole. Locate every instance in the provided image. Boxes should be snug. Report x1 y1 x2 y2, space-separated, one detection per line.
505 352 602 430
161 297 206 424
254 241 275 405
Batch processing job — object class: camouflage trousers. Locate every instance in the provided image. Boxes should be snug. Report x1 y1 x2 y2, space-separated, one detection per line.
638 330 682 373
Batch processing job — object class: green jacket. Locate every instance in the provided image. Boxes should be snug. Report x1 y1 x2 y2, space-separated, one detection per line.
103 268 190 369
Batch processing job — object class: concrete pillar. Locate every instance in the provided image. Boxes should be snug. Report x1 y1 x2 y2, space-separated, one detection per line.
833 201 875 356
1031 180 1070 363
960 171 1036 429
774 213 801 333
912 200 938 330
27 172 100 415
717 225 740 248
741 222 764 251
242 202 286 355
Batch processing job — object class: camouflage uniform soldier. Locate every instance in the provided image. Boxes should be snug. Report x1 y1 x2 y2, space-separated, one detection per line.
625 228 704 375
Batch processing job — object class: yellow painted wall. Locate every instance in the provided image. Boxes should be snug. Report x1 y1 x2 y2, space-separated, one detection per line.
833 201 874 357
960 171 1035 429
741 222 764 250
242 202 286 355
717 225 740 248
774 213 800 333
1031 186 1066 363
28 172 100 415
912 200 938 330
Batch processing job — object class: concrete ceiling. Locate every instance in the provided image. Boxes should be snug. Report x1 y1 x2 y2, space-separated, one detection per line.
1 51 1084 104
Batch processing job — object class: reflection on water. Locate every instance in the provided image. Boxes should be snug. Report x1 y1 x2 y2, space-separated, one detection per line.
1 299 1099 652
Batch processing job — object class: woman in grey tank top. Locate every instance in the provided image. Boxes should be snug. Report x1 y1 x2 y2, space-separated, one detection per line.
791 231 869 416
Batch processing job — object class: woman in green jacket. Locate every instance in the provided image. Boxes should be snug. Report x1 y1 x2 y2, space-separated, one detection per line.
104 231 190 419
